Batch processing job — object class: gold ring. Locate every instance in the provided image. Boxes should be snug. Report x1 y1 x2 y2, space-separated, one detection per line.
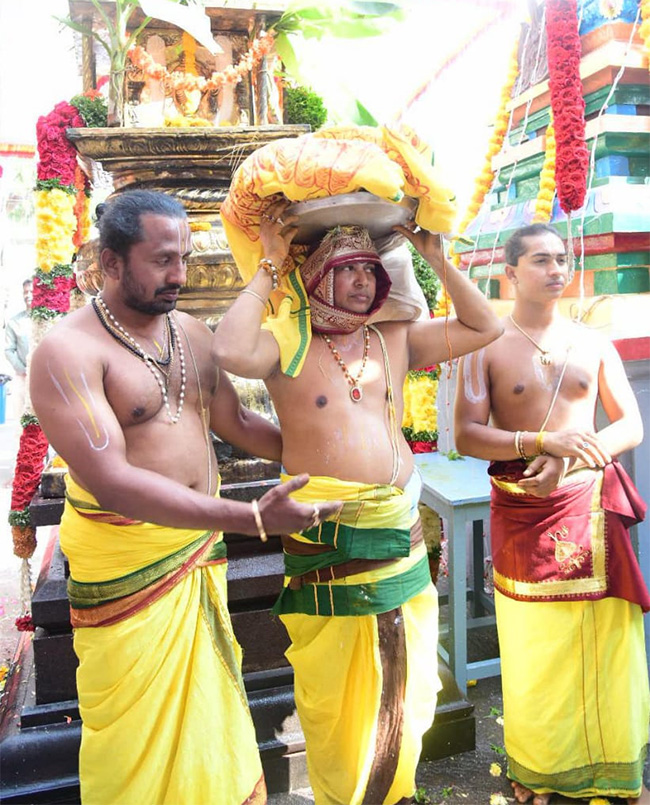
262 213 276 223
276 217 285 226
310 505 320 529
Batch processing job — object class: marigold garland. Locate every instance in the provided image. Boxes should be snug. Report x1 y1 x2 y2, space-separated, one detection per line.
8 92 103 572
545 0 589 213
640 0 650 66
532 117 557 223
402 367 440 453
128 30 275 100
450 39 519 267
35 188 77 271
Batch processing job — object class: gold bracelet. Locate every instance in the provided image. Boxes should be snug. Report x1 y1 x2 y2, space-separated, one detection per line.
258 258 279 291
241 287 267 305
251 499 268 543
535 430 546 455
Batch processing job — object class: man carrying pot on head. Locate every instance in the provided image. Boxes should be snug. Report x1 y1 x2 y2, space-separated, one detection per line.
213 197 503 805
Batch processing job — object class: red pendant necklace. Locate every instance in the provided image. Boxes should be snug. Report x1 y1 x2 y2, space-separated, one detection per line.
322 326 371 402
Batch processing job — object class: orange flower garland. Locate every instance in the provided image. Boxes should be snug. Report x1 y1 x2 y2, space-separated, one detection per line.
532 117 557 223
128 30 275 98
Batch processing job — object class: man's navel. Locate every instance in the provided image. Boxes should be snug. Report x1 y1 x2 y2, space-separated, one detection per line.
315 395 328 408
513 384 525 395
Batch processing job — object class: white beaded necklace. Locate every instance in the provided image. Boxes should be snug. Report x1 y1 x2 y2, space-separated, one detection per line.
95 293 186 424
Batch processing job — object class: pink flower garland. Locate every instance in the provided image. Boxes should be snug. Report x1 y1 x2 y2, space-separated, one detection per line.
10 423 50 513
36 101 85 185
545 0 589 213
32 275 77 313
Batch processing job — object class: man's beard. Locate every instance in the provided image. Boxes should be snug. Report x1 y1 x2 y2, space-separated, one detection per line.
121 264 180 315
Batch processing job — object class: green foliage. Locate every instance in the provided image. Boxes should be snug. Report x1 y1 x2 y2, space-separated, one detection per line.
353 99 378 126
489 706 503 718
8 509 32 528
35 179 76 194
402 426 439 444
272 3 404 40
409 242 441 313
20 413 40 428
441 449 464 461
491 742 506 755
414 787 431 804
283 85 328 129
71 93 108 128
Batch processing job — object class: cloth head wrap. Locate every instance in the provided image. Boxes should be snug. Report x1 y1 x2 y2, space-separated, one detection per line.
299 226 392 334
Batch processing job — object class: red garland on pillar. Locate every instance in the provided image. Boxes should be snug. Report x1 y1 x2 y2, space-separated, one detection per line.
545 0 590 213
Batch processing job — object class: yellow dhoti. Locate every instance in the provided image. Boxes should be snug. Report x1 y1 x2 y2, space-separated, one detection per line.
60 477 266 805
274 474 440 805
496 589 649 799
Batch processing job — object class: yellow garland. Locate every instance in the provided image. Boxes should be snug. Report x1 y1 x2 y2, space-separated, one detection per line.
640 0 650 68
402 373 438 434
450 38 520 267
532 117 556 223
35 189 77 272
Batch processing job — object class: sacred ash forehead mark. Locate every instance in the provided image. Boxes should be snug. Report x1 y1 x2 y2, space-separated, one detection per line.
48 363 110 451
174 217 192 256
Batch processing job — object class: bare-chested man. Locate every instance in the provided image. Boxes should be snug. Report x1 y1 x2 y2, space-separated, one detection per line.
454 222 650 805
29 190 340 805
212 198 503 805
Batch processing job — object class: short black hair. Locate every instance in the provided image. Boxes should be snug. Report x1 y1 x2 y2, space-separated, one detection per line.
98 190 187 259
504 223 563 266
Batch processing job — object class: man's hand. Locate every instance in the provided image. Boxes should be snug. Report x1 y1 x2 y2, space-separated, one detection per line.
541 429 611 468
257 474 342 535
259 198 299 269
392 224 445 271
517 455 565 497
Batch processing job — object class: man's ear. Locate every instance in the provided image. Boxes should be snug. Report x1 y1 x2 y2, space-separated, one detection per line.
100 248 122 280
504 264 518 284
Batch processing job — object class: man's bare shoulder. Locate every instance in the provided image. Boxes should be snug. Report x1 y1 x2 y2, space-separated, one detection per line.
35 305 101 352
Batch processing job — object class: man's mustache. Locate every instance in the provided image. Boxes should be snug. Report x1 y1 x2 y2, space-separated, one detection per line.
155 284 182 295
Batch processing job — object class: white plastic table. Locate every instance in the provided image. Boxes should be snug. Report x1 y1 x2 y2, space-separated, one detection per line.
414 452 501 693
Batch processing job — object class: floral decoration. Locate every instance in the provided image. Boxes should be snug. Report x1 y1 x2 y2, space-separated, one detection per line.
640 0 650 64
128 29 275 120
8 91 105 594
532 117 556 223
402 367 440 453
545 0 589 213
450 38 519 267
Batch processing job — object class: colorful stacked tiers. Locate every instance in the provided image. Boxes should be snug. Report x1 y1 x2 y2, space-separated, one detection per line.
454 0 649 337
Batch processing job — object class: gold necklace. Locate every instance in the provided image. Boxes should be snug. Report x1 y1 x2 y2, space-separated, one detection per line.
322 326 370 402
509 315 552 366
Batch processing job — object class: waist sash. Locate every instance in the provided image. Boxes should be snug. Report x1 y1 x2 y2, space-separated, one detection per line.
273 473 430 617
490 460 649 610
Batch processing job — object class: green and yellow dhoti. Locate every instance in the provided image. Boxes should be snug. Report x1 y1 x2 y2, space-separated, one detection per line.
60 476 266 805
273 473 440 805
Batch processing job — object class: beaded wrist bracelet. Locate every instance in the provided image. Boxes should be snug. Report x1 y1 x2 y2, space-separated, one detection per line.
258 258 279 290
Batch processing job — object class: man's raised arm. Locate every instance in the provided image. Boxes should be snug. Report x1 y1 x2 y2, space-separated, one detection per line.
393 227 504 369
